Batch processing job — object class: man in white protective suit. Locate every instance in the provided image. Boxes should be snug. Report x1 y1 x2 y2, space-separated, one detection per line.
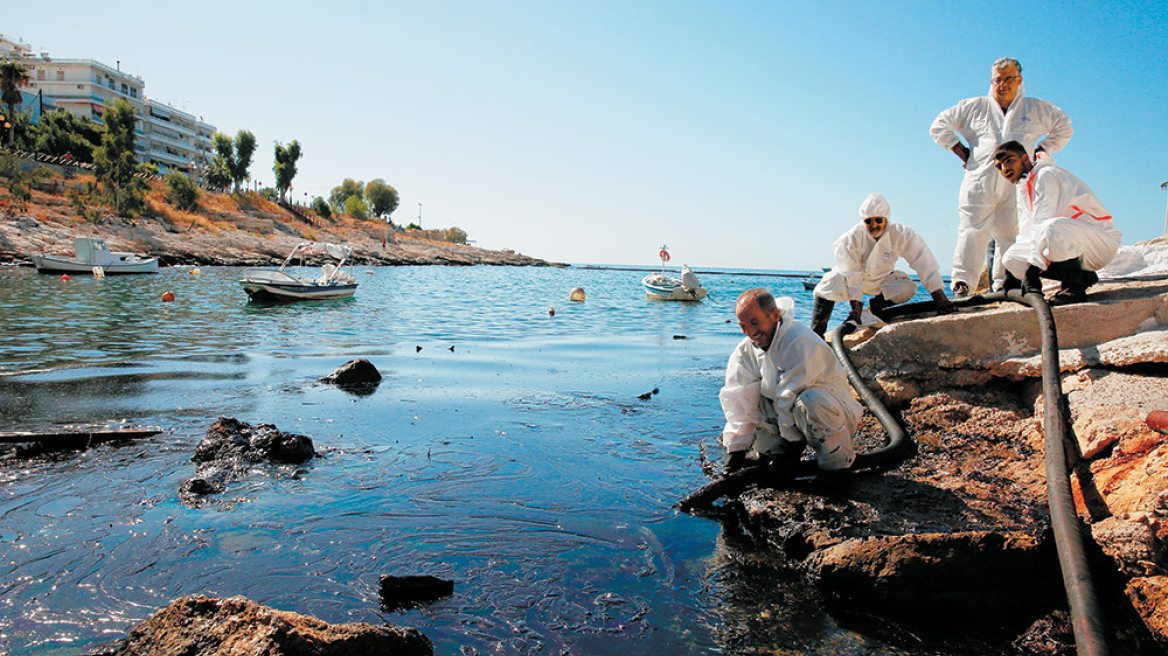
810 193 953 337
930 57 1073 297
718 288 862 477
992 140 1121 304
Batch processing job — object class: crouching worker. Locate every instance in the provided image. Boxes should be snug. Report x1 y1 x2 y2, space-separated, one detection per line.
719 288 862 477
992 141 1121 304
811 193 952 337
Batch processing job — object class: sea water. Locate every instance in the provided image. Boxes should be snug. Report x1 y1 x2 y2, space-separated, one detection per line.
0 265 958 656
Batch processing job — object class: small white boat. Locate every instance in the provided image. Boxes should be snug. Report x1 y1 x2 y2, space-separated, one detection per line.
33 237 158 274
642 247 707 301
240 242 358 302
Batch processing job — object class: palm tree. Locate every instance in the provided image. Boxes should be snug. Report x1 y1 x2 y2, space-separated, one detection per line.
0 59 31 145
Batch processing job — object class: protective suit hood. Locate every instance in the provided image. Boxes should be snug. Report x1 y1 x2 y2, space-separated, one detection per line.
858 193 891 219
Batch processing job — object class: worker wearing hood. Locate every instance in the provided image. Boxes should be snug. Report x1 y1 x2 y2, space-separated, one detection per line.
992 140 1121 304
930 57 1073 297
719 289 861 476
810 193 951 337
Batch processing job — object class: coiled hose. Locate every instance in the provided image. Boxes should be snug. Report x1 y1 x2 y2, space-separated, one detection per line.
678 322 912 512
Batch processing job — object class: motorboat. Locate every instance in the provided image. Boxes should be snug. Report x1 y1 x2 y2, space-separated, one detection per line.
642 247 707 301
32 237 158 274
802 266 832 291
240 242 358 302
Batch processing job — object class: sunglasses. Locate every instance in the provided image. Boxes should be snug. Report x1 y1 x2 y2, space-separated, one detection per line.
863 217 886 226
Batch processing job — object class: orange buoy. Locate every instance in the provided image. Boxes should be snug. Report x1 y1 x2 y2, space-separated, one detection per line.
61 274 71 281
548 307 555 316
161 290 176 302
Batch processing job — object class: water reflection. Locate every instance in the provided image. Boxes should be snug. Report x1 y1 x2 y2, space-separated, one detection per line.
0 265 969 655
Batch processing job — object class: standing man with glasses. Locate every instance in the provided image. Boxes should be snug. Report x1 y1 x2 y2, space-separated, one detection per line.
930 57 1073 297
810 193 951 337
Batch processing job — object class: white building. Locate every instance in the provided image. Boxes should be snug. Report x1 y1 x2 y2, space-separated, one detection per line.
1 34 215 175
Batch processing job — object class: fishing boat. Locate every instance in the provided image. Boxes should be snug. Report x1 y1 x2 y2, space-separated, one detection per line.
32 237 158 274
802 266 832 291
642 246 708 301
240 242 358 302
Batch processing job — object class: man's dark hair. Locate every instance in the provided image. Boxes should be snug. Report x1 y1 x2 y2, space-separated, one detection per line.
993 140 1028 161
737 288 776 313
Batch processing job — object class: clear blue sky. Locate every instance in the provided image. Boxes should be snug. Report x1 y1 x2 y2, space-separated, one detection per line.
6 1 1167 269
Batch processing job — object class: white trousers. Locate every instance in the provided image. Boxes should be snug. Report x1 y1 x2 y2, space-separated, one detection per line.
750 388 859 470
952 168 1017 289
815 269 919 305
1002 217 1122 278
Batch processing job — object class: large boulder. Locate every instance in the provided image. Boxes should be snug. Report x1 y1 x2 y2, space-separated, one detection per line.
97 594 432 656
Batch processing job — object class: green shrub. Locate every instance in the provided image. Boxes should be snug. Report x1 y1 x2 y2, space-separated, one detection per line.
164 171 199 211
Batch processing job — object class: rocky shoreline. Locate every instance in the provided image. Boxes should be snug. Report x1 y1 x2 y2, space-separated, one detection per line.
709 273 1168 653
0 160 559 268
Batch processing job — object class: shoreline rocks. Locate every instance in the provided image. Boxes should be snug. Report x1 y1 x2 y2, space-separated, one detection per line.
715 275 1168 652
90 594 433 656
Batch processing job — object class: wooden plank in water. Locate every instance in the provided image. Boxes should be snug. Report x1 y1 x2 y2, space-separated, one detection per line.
0 428 162 445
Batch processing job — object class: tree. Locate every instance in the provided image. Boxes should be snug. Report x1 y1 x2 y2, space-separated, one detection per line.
328 178 364 214
164 170 199 211
31 110 104 162
365 178 399 219
444 226 468 244
310 196 332 220
0 59 31 144
210 129 256 192
93 99 150 217
272 140 301 203
343 194 369 220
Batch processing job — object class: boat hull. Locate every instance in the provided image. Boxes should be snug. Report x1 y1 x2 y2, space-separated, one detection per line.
241 280 358 302
32 254 159 274
642 274 707 301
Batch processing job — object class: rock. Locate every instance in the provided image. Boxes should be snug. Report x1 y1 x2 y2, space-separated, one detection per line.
181 418 315 504
810 531 1060 617
1012 610 1075 656
379 575 455 611
1126 576 1168 644
320 358 381 395
193 417 315 464
98 594 432 655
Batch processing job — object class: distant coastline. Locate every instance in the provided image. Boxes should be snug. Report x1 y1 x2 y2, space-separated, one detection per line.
0 155 560 269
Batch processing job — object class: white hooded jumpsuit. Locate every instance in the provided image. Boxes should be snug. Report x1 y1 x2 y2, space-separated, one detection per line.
1002 155 1121 278
719 298 861 470
930 85 1073 289
815 193 946 305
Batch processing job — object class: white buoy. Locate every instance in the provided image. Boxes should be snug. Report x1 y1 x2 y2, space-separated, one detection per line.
92 266 105 279
569 287 585 302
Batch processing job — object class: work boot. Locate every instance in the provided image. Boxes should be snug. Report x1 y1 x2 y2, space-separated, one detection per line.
868 294 889 319
951 281 970 299
1002 271 1022 292
810 295 834 338
1021 265 1044 296
1046 259 1098 305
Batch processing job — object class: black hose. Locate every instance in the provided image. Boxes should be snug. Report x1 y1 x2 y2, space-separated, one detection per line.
870 289 1109 655
1008 290 1109 656
678 322 912 512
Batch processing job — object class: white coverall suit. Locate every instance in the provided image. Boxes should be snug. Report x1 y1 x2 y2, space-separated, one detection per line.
719 298 861 471
1002 156 1121 278
815 222 946 306
930 85 1073 289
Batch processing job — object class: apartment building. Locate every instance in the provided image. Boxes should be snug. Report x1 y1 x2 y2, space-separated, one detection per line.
1 34 215 175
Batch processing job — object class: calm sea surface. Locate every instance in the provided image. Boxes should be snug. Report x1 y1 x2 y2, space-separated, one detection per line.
0 264 957 656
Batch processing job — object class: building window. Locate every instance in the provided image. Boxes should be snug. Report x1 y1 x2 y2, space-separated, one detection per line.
37 70 46 81
56 70 65 81
107 78 115 90
130 88 138 99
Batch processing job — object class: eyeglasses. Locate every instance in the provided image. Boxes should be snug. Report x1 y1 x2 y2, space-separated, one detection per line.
863 217 885 226
991 75 1020 86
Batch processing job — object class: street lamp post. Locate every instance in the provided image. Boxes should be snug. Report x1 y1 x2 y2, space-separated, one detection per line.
1162 181 1168 236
